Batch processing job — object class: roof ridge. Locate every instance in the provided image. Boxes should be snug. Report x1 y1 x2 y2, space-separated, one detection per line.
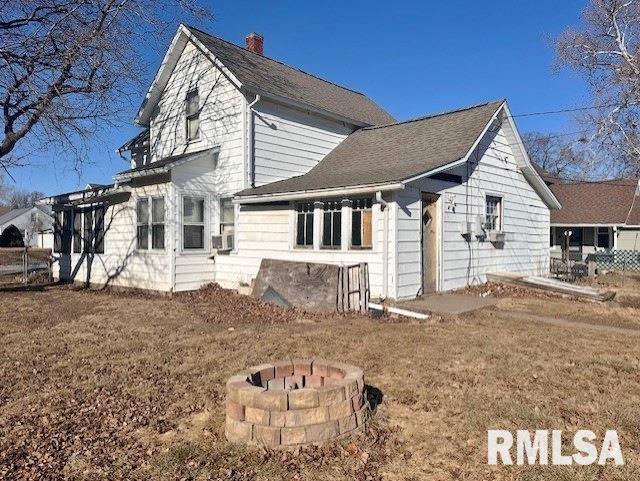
361 99 505 131
184 25 368 97
554 178 638 186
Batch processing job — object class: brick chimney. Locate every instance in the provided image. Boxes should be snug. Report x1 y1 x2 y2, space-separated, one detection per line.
245 32 264 55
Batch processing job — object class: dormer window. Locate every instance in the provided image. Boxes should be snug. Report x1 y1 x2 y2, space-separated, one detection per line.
186 89 200 141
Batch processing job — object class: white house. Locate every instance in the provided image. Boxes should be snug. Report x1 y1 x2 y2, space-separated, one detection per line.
41 25 560 298
0 205 53 248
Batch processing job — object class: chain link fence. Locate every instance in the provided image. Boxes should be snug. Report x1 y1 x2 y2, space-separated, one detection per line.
0 248 53 286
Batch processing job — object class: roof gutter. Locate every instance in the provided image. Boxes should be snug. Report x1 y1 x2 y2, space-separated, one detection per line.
233 182 404 204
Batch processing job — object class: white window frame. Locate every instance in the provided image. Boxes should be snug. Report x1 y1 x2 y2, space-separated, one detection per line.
350 197 373 250
136 195 166 252
485 195 503 232
294 201 315 249
181 194 207 252
185 89 200 142
321 200 343 249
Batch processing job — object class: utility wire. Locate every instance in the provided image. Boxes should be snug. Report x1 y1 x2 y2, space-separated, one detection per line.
508 102 629 118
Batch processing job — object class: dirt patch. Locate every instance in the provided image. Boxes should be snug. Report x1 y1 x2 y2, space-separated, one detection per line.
458 281 580 301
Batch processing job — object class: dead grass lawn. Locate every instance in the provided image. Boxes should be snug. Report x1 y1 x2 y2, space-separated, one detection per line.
1 284 639 480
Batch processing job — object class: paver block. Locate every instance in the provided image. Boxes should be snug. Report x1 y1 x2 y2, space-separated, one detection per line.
237 385 266 407
267 378 284 390
292 359 312 376
285 406 329 427
344 378 359 397
304 374 324 388
351 393 364 411
225 418 253 443
317 385 345 406
281 426 306 445
270 410 286 427
355 404 367 427
329 398 353 420
274 361 294 378
245 406 270 426
253 389 288 411
288 388 319 410
254 425 281 447
338 414 357 434
311 359 330 377
305 420 339 443
226 398 245 421
284 375 303 390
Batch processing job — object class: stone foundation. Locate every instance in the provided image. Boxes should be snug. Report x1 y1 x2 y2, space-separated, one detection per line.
225 359 367 448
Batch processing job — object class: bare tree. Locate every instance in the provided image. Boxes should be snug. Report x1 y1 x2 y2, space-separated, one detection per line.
2 188 45 208
556 0 640 174
522 132 594 180
0 0 210 171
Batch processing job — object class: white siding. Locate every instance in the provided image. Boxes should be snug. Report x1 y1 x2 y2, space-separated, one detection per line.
394 123 551 298
52 183 173 291
252 100 353 186
150 41 245 164
214 199 396 299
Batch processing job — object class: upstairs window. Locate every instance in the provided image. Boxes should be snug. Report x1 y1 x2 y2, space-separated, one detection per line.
485 195 503 231
322 200 342 249
295 202 314 247
183 196 205 250
186 89 200 141
351 198 373 249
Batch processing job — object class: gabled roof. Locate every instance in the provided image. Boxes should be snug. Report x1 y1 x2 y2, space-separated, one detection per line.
550 179 640 226
237 100 505 197
137 25 395 127
0 205 50 226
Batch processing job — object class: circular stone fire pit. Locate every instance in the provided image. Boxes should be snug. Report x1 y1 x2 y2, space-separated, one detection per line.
225 359 367 448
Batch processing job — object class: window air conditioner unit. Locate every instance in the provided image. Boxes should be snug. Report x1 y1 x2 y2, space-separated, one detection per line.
211 233 234 252
489 231 505 243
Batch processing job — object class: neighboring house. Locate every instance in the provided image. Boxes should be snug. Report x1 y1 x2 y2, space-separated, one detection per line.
40 25 560 298
545 176 640 259
0 205 54 248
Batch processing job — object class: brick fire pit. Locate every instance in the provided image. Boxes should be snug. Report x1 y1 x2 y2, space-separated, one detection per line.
225 359 367 448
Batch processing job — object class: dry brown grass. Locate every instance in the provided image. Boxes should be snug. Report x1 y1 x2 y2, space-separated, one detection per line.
1 284 639 480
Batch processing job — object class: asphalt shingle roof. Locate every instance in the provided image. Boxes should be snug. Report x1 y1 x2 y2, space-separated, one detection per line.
236 100 504 197
186 26 395 126
550 179 640 225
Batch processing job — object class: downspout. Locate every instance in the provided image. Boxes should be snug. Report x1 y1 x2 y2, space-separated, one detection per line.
247 94 261 188
376 191 389 299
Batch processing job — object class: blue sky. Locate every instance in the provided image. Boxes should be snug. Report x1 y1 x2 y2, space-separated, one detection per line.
10 0 589 196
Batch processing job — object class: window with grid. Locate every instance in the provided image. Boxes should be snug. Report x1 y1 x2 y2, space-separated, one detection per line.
186 89 200 141
183 196 205 249
597 227 610 248
137 197 165 250
152 198 165 249
322 200 342 248
136 198 149 250
295 202 314 247
485 195 502 231
351 198 373 249
219 198 235 249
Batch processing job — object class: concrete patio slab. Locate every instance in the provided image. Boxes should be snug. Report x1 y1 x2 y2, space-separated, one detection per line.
391 293 497 315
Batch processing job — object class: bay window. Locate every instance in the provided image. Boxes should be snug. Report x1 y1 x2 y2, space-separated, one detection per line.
183 196 205 249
